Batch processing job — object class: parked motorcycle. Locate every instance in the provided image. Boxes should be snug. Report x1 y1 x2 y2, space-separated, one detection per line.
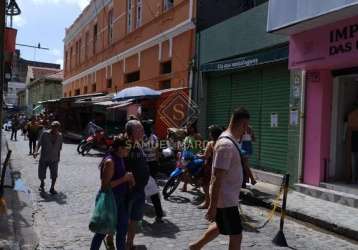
158 128 186 175
77 139 87 154
81 131 114 156
162 150 204 199
77 122 104 154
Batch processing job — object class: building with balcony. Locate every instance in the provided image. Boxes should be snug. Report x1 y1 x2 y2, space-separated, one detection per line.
63 0 196 97
20 66 63 114
267 0 358 196
27 70 64 108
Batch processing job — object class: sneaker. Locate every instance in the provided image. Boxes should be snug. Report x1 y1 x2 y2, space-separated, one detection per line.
49 189 58 195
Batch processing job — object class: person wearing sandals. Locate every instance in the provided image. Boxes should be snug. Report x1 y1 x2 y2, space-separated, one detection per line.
125 120 150 250
90 136 135 250
198 125 223 209
142 120 165 222
33 121 63 195
181 121 203 192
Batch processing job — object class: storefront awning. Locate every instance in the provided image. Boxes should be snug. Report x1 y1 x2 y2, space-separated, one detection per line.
200 46 288 72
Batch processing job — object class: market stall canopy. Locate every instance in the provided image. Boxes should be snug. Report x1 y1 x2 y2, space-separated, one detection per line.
94 101 116 107
60 93 106 103
33 104 44 115
73 94 115 107
38 99 61 105
113 86 161 101
107 99 134 110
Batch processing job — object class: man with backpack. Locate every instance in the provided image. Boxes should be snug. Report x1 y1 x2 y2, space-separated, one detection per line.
189 107 250 250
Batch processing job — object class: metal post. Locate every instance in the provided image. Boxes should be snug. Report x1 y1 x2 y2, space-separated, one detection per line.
273 174 290 247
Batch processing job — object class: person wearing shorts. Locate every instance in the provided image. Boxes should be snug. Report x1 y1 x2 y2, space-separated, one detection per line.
27 117 41 155
190 107 249 250
34 121 63 195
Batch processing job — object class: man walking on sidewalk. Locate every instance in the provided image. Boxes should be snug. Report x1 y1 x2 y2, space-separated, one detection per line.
27 117 41 155
34 121 63 195
189 107 249 250
10 114 19 141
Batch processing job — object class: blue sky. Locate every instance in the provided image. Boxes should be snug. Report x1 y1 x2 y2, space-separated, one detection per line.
11 0 90 68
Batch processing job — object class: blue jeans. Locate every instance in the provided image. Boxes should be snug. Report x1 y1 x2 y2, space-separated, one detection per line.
90 193 129 250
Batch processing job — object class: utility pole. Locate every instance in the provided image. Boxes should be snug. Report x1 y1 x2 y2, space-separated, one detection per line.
0 0 20 167
1 0 6 167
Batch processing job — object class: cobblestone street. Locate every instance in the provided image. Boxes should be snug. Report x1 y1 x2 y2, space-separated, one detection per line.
7 134 358 250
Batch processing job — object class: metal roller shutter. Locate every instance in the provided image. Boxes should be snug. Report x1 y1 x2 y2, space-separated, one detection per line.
260 64 290 173
207 74 232 128
206 63 290 174
231 70 261 167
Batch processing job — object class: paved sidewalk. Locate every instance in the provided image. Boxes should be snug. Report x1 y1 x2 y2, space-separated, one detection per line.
0 136 38 250
242 182 358 241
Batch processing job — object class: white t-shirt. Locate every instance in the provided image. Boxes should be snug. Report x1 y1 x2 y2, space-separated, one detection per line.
212 131 243 208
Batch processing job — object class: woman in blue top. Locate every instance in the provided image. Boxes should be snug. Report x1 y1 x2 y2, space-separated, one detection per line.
90 136 135 250
240 126 257 186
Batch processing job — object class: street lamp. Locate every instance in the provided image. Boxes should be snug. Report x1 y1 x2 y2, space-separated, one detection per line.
6 0 21 27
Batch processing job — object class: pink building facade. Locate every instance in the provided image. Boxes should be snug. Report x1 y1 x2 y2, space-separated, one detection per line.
289 15 358 186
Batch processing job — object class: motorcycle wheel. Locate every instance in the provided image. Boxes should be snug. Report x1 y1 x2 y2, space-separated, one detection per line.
77 140 86 154
81 142 94 156
162 174 182 200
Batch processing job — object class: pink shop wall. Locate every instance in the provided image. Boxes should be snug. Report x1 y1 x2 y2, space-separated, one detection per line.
289 15 358 70
288 16 358 186
303 71 332 186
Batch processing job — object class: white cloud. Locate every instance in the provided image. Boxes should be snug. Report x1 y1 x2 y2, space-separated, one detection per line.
51 48 62 57
77 0 90 10
55 58 64 69
31 0 90 10
13 15 27 28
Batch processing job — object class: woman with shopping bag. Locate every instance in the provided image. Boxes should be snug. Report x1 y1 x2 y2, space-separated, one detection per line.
90 136 135 250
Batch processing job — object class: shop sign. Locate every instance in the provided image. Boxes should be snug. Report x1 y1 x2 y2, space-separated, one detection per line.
329 23 358 56
290 15 358 69
201 46 288 72
216 58 259 71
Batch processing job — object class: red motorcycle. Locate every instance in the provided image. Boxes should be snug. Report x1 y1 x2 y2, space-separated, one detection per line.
81 130 114 156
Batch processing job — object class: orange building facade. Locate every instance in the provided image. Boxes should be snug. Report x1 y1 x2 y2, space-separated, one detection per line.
63 0 196 97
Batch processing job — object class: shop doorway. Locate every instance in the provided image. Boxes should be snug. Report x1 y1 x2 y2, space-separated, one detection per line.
329 74 358 188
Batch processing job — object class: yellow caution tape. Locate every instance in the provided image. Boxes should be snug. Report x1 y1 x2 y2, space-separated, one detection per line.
240 185 284 230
